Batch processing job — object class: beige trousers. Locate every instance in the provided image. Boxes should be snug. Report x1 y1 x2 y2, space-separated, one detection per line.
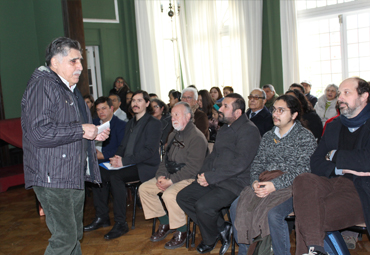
139 177 194 229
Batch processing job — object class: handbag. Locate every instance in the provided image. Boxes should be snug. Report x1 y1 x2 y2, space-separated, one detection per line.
164 136 186 174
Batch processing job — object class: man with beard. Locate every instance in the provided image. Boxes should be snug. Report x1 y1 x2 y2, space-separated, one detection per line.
97 90 162 240
177 93 261 255
139 102 208 249
293 77 370 255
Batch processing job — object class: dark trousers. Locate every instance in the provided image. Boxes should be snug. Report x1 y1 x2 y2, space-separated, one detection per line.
293 173 365 255
109 165 139 223
33 186 84 255
92 167 111 219
176 181 237 245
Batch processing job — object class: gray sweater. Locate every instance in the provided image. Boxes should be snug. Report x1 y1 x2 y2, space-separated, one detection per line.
250 121 317 190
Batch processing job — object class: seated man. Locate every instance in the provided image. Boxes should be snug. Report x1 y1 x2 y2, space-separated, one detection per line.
293 77 370 255
109 94 128 122
181 87 209 139
139 102 208 249
90 90 162 240
84 96 126 232
263 84 279 112
177 93 261 255
302 80 318 107
246 88 273 136
232 95 317 255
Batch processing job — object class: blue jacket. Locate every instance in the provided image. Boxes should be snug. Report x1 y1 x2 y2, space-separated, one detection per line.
22 66 101 189
93 115 126 162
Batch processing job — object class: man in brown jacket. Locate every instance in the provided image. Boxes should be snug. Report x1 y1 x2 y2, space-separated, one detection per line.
139 102 208 249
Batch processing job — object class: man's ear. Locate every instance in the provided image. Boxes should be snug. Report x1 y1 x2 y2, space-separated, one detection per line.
292 112 298 121
50 57 58 69
234 109 242 119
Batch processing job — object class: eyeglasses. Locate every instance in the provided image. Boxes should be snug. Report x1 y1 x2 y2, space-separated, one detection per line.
153 105 160 109
272 107 287 115
181 96 194 101
248 96 265 100
173 137 185 148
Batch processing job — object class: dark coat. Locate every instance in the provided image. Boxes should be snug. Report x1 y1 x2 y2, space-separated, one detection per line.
311 117 370 234
302 110 323 142
246 106 273 137
115 112 162 182
306 92 318 107
93 115 126 162
194 109 209 139
202 114 261 195
22 66 101 189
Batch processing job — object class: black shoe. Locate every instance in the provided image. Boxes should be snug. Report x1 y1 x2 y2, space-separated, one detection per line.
196 239 219 254
83 217 111 232
219 222 233 255
164 231 188 249
104 222 129 240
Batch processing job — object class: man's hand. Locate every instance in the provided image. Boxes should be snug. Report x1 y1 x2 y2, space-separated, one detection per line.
96 150 104 160
342 169 370 176
82 124 98 140
109 155 123 168
156 176 173 191
197 173 208 187
254 181 275 198
95 128 110 141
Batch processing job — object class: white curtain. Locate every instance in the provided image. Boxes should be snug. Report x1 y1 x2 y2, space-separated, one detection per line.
280 0 300 91
229 0 263 96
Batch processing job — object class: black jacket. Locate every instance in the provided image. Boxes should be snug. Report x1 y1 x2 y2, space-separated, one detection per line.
246 106 273 137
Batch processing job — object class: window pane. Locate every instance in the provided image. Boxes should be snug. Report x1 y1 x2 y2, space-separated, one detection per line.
331 46 341 59
347 14 358 30
321 47 331 60
358 27 369 42
359 42 370 56
332 59 342 73
347 29 358 44
347 44 359 58
358 13 370 27
348 58 359 72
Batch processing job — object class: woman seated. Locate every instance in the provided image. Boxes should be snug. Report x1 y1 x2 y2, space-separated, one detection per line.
151 98 172 147
208 103 222 142
314 84 339 126
209 86 223 103
286 89 323 142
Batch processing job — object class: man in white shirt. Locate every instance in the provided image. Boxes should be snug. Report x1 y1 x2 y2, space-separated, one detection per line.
109 94 128 122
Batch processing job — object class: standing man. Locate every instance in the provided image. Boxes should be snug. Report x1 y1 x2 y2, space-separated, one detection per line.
181 87 209 139
293 77 370 255
109 94 128 122
302 80 318 107
21 37 109 255
246 88 273 136
106 90 162 240
263 84 279 112
177 93 261 255
83 96 126 232
139 102 208 249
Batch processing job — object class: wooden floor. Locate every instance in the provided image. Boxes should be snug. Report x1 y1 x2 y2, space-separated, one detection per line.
1 185 369 255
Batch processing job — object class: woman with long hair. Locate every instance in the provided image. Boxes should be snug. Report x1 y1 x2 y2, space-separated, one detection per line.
197 90 214 119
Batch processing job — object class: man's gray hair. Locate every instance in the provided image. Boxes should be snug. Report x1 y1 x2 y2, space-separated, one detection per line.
181 87 198 101
250 88 267 99
173 101 194 121
109 94 121 102
262 84 275 92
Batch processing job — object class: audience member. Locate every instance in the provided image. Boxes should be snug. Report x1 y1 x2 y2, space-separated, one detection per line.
210 86 223 102
289 83 306 95
209 103 222 142
109 77 130 112
151 98 172 146
139 102 208 250
84 97 126 233
169 90 181 109
149 93 158 99
109 94 128 122
103 90 162 240
293 77 370 255
223 86 234 97
84 94 97 119
246 88 273 136
21 37 109 254
197 89 214 119
188 85 198 91
232 95 317 255
181 87 209 139
263 84 279 112
177 93 261 255
302 80 318 107
286 89 323 142
125 91 134 120
322 102 340 135
315 84 339 125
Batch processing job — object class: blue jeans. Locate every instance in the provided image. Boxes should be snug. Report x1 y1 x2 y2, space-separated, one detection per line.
268 197 293 255
230 196 248 255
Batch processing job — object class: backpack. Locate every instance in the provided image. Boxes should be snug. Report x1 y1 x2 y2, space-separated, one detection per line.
247 234 274 255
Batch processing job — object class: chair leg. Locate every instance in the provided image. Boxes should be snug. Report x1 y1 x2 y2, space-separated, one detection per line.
186 216 191 248
132 185 138 229
192 221 197 247
152 218 157 235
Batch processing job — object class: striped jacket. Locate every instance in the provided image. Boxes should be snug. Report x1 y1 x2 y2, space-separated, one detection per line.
21 66 101 190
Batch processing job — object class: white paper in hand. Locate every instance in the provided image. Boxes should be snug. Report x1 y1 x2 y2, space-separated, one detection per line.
98 121 110 134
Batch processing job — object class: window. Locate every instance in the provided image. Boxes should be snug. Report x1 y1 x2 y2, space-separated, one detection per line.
296 0 370 96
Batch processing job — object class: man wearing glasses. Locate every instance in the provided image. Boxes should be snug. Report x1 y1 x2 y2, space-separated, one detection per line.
139 102 208 249
181 87 209 139
177 93 261 255
246 88 273 136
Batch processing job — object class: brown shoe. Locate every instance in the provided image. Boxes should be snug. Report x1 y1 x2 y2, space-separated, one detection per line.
150 224 175 242
164 231 187 249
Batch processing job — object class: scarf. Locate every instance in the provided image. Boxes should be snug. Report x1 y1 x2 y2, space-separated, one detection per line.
340 103 370 128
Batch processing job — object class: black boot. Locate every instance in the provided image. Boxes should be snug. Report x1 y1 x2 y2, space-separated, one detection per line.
104 222 129 240
83 217 111 232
